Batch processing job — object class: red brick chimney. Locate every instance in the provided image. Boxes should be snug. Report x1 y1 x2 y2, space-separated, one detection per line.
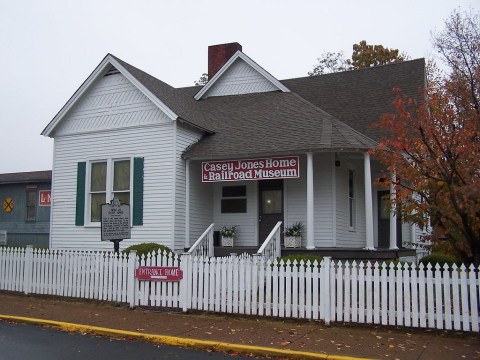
208 42 242 79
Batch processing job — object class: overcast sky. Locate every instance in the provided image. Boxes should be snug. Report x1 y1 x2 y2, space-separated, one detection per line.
1 0 478 173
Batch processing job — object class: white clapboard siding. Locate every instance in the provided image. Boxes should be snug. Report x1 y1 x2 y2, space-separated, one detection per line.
336 158 366 247
188 162 214 246
212 181 258 246
314 155 335 246
51 123 175 251
51 69 178 251
1 248 479 332
204 58 279 98
284 154 336 248
174 123 204 250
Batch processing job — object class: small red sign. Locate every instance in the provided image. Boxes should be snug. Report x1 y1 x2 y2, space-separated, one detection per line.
135 266 183 282
39 190 51 206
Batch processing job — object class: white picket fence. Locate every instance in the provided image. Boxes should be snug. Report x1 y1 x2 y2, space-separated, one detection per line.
0 247 479 332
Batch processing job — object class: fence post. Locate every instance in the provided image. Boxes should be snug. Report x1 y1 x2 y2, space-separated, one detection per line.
180 253 191 312
208 228 214 257
127 250 137 309
323 256 332 326
275 227 281 259
23 245 33 295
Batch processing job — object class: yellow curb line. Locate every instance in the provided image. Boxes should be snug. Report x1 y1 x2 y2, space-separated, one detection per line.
0 314 375 360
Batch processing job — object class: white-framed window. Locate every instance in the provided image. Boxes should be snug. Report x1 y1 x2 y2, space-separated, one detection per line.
87 158 132 223
221 185 247 213
348 169 355 230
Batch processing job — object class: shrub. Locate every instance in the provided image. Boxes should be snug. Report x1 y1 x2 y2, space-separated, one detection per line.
122 243 172 258
284 222 304 237
419 252 461 268
220 225 238 237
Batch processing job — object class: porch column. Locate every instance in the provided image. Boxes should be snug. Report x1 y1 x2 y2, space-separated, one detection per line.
364 153 375 250
389 171 399 250
185 159 190 249
306 152 315 249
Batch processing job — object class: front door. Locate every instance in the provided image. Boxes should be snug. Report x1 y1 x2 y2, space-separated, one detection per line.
258 180 284 245
377 190 402 248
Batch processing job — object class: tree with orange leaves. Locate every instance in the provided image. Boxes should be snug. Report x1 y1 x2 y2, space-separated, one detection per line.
372 9 480 265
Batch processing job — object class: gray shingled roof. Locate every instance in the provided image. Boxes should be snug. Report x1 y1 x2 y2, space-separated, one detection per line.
0 171 52 184
112 55 214 133
110 56 425 160
281 59 426 142
181 91 377 160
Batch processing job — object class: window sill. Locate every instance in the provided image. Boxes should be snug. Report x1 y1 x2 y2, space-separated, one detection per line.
84 223 101 228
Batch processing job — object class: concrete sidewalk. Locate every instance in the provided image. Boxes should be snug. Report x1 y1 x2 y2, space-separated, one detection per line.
0 292 478 359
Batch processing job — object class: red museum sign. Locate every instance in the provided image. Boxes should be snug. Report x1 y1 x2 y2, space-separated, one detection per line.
135 266 183 282
202 156 300 182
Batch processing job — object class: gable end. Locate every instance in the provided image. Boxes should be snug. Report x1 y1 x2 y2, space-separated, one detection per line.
42 54 178 137
194 51 290 100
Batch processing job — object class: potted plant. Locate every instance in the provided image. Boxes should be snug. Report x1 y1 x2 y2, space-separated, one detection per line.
284 222 303 248
220 225 238 247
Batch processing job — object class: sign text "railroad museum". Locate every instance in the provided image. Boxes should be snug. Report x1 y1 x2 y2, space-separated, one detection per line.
202 156 300 182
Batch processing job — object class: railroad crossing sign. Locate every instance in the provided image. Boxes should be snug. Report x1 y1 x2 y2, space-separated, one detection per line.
3 198 14 213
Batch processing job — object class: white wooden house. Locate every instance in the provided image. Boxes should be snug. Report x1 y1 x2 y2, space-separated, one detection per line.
42 43 425 258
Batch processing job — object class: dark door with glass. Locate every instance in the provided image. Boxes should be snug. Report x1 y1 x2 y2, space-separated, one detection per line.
258 180 284 245
377 190 402 248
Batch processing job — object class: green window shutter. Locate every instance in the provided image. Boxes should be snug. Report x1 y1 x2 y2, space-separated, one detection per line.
133 157 144 226
75 162 86 226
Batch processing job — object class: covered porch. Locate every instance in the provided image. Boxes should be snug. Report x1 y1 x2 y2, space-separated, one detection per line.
183 151 418 261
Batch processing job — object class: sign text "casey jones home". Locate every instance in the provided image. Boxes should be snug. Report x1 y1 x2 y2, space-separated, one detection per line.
202 156 300 182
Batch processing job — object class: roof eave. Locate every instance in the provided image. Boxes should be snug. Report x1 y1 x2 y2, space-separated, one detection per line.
183 145 374 161
176 118 214 134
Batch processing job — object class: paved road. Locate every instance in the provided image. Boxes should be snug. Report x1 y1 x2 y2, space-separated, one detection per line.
0 322 258 360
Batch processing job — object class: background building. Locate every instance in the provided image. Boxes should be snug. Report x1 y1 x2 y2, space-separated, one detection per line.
0 171 51 247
